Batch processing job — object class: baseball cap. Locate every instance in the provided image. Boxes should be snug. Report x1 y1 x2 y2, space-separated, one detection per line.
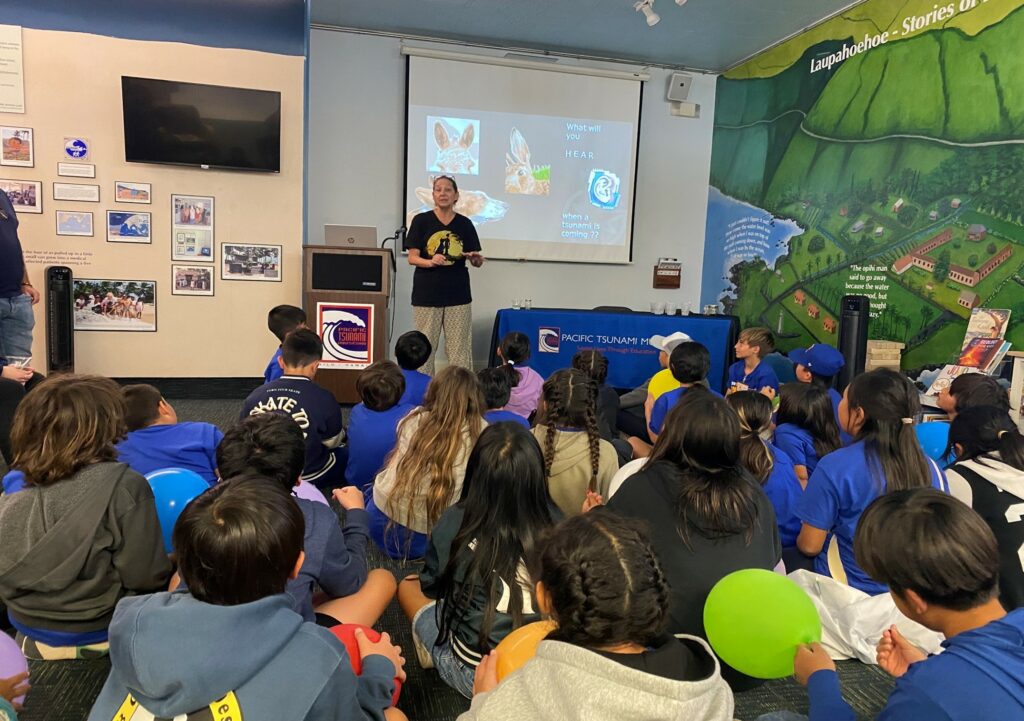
649 331 692 352
789 344 845 377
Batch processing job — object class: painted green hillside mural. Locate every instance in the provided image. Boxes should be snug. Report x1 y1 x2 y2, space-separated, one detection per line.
702 0 1024 369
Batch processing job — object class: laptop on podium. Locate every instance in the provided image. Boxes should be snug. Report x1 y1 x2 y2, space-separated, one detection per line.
324 224 377 248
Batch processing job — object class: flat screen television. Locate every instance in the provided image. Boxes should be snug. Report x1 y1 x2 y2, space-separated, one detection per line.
122 77 281 173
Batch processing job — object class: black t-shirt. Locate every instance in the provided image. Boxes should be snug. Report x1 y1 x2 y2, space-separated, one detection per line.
408 211 481 308
951 460 1024 610
594 635 714 681
0 192 24 299
606 462 781 690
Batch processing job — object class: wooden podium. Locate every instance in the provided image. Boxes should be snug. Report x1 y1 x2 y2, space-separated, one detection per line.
303 245 392 403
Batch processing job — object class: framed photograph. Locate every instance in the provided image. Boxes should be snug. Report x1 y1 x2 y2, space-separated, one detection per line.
0 179 41 213
106 210 151 244
221 243 282 282
58 162 96 178
1 127 33 167
115 181 151 204
172 194 214 262
53 182 100 203
56 210 93 237
72 279 157 332
172 264 214 296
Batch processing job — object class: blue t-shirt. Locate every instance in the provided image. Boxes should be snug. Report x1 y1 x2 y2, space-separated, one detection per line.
727 359 780 395
649 385 722 436
400 368 431 408
796 440 947 594
344 402 415 491
774 423 822 476
485 409 531 428
763 444 803 548
116 422 223 486
827 388 854 446
0 190 24 298
263 347 284 383
242 375 344 482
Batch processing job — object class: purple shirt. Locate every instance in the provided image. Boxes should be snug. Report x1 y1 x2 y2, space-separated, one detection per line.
504 366 543 419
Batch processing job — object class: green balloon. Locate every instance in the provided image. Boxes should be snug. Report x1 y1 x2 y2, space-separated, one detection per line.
703 569 822 679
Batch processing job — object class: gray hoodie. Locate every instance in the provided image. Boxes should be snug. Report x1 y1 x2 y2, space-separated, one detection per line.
457 636 734 721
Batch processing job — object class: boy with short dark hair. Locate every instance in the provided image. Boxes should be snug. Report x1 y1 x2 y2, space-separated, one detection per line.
794 488 1024 721
116 383 223 486
242 329 346 487
264 304 307 383
648 341 717 439
394 330 431 407
477 367 529 428
86 478 405 721
218 414 397 627
727 326 780 397
345 361 416 496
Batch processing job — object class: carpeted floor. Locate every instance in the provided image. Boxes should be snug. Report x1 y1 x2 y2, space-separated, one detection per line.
13 397 895 720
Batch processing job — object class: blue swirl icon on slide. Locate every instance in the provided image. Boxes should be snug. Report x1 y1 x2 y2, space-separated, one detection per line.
322 310 370 364
538 327 561 353
588 170 620 210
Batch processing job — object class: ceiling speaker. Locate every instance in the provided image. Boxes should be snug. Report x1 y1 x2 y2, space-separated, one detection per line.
667 73 692 102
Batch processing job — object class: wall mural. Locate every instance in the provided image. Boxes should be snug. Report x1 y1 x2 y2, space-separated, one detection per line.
702 0 1024 370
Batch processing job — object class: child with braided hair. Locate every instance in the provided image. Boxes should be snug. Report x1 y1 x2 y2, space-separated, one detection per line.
531 369 618 517
462 512 734 721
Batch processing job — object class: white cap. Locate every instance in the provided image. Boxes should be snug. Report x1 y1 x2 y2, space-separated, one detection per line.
648 331 692 352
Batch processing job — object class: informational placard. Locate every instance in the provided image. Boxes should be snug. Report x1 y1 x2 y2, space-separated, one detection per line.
0 26 24 114
317 302 374 370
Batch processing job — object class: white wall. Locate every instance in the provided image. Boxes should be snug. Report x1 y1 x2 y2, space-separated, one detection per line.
308 29 716 366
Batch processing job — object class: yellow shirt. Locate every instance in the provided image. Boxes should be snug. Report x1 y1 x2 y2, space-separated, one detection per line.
648 368 681 400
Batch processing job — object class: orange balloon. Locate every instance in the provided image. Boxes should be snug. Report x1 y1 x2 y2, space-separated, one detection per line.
495 620 557 681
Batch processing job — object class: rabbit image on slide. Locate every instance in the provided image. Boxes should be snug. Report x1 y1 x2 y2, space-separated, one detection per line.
505 128 550 196
408 187 509 227
432 121 477 175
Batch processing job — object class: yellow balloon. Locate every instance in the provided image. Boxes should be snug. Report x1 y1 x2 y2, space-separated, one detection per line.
495 620 557 681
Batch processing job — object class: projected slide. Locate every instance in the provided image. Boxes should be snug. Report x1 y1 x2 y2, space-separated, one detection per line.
406 56 642 264
409 108 633 251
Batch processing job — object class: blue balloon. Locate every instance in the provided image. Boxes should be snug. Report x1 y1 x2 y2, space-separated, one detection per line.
915 421 951 462
145 468 210 552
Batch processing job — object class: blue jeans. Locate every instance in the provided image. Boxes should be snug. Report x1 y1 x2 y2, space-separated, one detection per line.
0 294 34 359
413 602 476 699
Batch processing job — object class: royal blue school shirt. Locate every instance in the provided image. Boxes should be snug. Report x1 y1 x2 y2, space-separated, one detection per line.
796 440 947 595
0 190 24 298
116 422 223 486
263 347 284 383
485 409 531 429
242 375 344 482
828 388 854 446
400 368 431 407
344 402 415 491
727 360 780 395
764 444 803 548
649 385 723 436
774 423 822 475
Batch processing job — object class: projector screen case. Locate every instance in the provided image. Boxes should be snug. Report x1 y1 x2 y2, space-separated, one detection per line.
405 55 643 265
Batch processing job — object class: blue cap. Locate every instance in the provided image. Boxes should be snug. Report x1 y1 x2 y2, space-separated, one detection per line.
789 344 845 377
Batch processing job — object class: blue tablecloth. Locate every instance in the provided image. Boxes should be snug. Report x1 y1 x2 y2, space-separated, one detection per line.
490 308 738 393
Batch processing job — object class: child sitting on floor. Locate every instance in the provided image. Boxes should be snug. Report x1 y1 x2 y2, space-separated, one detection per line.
395 330 432 407
242 329 346 488
0 375 170 660
345 361 416 497
793 488 1024 721
264 304 307 383
217 413 397 627
116 383 223 486
462 512 734 721
86 478 407 721
789 343 849 444
369 366 487 559
477 367 530 428
774 383 842 488
648 341 718 441
727 326 780 397
496 332 544 420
